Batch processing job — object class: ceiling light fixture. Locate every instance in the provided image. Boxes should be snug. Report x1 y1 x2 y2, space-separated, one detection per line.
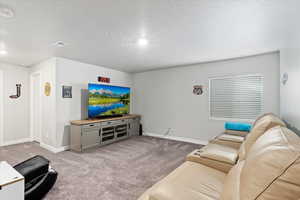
0 3 15 19
0 49 7 55
0 42 7 55
137 38 149 47
53 41 66 48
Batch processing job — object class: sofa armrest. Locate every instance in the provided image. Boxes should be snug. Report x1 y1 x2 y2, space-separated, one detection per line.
224 129 249 137
186 145 238 173
200 143 238 164
217 134 244 143
209 133 244 149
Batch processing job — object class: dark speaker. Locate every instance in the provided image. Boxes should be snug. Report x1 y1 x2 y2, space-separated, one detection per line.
139 124 143 136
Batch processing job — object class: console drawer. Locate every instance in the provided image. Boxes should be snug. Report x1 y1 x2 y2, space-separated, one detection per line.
101 119 126 126
82 123 100 132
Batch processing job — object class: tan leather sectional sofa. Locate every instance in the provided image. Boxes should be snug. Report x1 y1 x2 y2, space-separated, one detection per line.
186 114 287 173
138 114 300 200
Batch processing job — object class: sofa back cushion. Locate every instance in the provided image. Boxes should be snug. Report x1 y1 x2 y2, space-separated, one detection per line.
238 114 285 160
252 112 276 127
220 160 244 200
222 126 300 200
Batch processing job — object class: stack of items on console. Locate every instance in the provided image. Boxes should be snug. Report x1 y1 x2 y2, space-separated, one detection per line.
137 113 300 200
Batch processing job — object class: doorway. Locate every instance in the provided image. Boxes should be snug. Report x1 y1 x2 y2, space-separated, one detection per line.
0 70 3 146
30 73 41 143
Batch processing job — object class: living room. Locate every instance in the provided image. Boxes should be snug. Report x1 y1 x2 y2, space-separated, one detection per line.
0 1 300 200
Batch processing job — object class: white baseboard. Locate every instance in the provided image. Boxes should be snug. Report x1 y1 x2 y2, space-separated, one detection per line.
40 142 70 153
0 138 70 153
2 138 33 146
56 145 70 152
144 132 208 146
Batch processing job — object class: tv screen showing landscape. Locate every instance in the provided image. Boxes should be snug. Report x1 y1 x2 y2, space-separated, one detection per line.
88 84 130 118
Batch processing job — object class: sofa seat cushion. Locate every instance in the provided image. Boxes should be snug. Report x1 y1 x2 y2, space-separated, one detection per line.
138 161 226 200
186 149 234 173
200 143 238 165
217 134 244 143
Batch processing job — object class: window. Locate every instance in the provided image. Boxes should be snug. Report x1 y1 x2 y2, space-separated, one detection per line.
209 74 263 120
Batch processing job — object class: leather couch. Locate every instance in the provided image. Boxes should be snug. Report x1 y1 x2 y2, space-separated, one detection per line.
138 126 300 200
224 112 277 137
185 114 286 173
209 114 285 150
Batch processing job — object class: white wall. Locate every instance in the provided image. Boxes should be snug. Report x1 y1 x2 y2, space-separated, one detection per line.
56 58 133 148
0 62 30 145
280 48 300 134
133 52 280 142
279 16 300 134
29 57 133 151
30 58 57 148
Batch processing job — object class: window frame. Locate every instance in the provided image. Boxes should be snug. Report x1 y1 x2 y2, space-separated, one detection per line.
208 74 264 122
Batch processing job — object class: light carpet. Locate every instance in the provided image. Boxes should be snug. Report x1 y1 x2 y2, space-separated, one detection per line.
0 136 199 200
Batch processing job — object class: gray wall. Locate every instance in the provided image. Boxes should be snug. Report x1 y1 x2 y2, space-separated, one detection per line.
30 58 57 148
0 62 30 145
279 14 300 135
280 48 300 135
133 52 280 142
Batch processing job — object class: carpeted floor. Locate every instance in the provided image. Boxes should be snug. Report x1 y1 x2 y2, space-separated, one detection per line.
0 136 199 200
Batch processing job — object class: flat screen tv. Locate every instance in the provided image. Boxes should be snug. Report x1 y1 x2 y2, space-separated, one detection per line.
88 83 130 118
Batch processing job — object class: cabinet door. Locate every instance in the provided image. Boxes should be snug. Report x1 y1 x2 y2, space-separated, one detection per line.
127 119 134 136
81 130 100 149
129 118 140 136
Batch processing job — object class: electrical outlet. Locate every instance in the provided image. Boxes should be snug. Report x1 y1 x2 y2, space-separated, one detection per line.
164 128 172 136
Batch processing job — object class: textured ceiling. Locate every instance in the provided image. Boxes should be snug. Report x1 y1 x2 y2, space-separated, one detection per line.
0 0 297 72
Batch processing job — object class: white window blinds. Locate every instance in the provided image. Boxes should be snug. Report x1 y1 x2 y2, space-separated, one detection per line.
209 75 263 120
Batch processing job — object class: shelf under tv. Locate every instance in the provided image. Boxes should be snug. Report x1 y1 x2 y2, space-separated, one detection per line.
71 114 140 126
70 114 141 152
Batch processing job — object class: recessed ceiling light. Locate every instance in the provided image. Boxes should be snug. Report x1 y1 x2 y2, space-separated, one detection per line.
0 3 15 19
0 49 7 55
137 38 149 46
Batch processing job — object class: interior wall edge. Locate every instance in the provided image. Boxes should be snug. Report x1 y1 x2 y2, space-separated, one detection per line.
0 70 4 146
133 50 280 74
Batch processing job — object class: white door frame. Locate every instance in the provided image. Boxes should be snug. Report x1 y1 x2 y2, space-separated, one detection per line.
30 72 42 143
0 70 3 146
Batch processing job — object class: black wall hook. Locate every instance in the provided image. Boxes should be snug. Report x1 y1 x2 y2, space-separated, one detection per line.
9 84 22 99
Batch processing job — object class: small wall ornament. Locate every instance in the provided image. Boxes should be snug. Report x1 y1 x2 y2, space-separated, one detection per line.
193 85 203 95
98 76 110 83
282 72 288 85
44 82 51 96
9 84 22 99
62 86 72 98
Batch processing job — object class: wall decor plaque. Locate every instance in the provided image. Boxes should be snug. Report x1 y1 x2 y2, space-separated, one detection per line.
9 84 22 99
45 82 51 96
62 86 72 98
193 85 203 95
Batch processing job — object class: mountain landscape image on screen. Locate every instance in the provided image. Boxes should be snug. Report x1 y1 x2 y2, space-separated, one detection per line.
88 84 130 118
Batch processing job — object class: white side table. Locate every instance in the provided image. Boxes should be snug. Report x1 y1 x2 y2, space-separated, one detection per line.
0 161 24 200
